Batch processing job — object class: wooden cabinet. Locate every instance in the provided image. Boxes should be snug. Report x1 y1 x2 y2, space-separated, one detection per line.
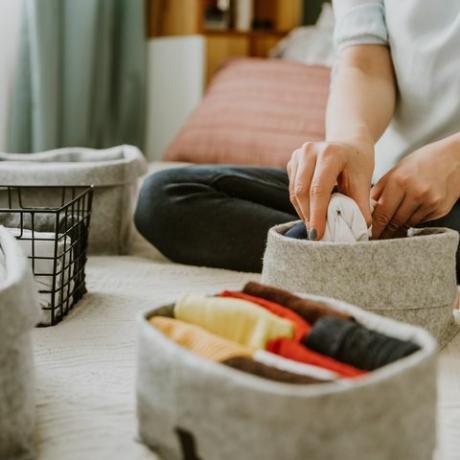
205 34 249 81
148 0 302 83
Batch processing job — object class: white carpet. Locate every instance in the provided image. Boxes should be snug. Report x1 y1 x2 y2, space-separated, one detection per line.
33 254 460 460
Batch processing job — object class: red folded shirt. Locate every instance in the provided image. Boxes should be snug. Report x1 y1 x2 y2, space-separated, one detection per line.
267 338 366 378
220 290 311 341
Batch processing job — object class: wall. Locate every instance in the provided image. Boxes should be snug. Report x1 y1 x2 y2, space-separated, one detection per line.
144 35 205 161
0 0 22 151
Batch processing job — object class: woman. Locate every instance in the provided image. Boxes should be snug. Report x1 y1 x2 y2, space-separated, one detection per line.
135 0 460 277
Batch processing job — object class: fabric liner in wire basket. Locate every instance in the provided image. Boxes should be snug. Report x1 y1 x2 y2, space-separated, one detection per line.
0 185 93 325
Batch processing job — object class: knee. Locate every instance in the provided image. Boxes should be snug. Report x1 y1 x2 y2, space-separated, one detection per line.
134 168 187 247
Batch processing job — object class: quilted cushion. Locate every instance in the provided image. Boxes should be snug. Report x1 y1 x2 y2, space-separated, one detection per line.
163 58 330 167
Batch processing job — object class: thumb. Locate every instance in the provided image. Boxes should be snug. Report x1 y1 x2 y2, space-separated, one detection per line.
349 181 372 226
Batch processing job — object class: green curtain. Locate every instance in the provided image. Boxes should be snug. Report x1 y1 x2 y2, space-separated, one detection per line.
8 0 146 153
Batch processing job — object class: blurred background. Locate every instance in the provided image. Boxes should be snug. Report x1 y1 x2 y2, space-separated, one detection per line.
0 0 332 166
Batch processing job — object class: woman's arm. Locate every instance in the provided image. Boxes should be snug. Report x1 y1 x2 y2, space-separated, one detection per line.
288 44 396 240
326 45 396 149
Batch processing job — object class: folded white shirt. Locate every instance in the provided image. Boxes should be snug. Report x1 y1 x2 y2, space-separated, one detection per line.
254 349 338 381
322 193 372 243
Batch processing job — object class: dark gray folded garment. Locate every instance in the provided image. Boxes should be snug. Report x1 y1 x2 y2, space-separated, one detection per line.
303 316 420 371
284 221 308 239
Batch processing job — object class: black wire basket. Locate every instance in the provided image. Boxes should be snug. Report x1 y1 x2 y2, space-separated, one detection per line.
0 185 94 326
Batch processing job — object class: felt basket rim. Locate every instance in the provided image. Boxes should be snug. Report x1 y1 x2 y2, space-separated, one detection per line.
138 292 437 399
0 145 148 187
269 222 459 249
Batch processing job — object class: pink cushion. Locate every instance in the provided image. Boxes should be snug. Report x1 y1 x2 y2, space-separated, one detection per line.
163 58 330 168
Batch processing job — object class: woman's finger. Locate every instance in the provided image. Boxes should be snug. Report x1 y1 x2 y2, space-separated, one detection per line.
294 149 316 225
408 206 438 227
372 181 405 238
348 177 373 226
287 152 304 221
370 175 387 202
380 197 420 239
308 153 341 240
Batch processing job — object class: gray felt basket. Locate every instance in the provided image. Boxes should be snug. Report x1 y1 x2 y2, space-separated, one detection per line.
262 223 459 347
0 227 41 460
136 295 438 460
0 145 147 254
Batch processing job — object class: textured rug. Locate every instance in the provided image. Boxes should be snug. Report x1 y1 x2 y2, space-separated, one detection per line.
33 256 258 460
33 254 460 460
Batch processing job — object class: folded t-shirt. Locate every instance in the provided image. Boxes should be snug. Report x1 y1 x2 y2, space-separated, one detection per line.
174 294 294 349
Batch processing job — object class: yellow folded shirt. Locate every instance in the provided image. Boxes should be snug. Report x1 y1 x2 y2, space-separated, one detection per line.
174 295 294 349
150 316 252 361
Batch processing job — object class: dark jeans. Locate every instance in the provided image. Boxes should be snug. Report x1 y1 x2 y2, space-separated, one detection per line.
134 165 460 278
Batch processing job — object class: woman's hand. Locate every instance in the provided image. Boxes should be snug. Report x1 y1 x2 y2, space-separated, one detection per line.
287 141 374 240
371 137 460 239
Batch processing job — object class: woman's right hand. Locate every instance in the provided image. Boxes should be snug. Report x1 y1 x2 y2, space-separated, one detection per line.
287 141 375 240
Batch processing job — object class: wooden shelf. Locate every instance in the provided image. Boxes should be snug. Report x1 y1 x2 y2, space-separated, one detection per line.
147 0 302 83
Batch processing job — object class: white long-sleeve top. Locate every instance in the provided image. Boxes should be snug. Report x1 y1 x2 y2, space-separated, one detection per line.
332 0 460 182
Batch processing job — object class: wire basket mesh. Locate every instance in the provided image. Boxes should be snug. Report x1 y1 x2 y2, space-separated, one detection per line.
0 185 93 326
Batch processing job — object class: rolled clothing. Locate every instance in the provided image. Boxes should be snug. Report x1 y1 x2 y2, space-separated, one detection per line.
150 316 252 362
222 356 325 385
285 221 309 239
285 193 370 242
174 294 294 349
243 281 353 324
150 317 332 383
267 338 365 378
303 316 421 371
219 290 311 340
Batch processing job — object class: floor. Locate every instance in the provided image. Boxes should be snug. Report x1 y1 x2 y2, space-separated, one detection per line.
33 253 460 460
33 256 256 460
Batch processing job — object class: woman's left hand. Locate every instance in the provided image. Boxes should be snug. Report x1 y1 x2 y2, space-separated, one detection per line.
371 137 460 239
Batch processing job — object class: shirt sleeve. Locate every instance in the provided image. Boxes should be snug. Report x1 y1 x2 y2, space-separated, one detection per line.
332 0 389 51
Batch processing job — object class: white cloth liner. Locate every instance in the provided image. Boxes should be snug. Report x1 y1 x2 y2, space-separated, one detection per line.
0 226 41 459
7 227 73 325
254 349 338 381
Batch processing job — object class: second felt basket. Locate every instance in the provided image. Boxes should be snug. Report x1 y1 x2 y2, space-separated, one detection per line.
262 223 459 347
0 144 147 254
137 292 438 460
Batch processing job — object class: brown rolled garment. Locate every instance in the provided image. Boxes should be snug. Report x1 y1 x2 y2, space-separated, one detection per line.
243 281 353 324
222 356 325 385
